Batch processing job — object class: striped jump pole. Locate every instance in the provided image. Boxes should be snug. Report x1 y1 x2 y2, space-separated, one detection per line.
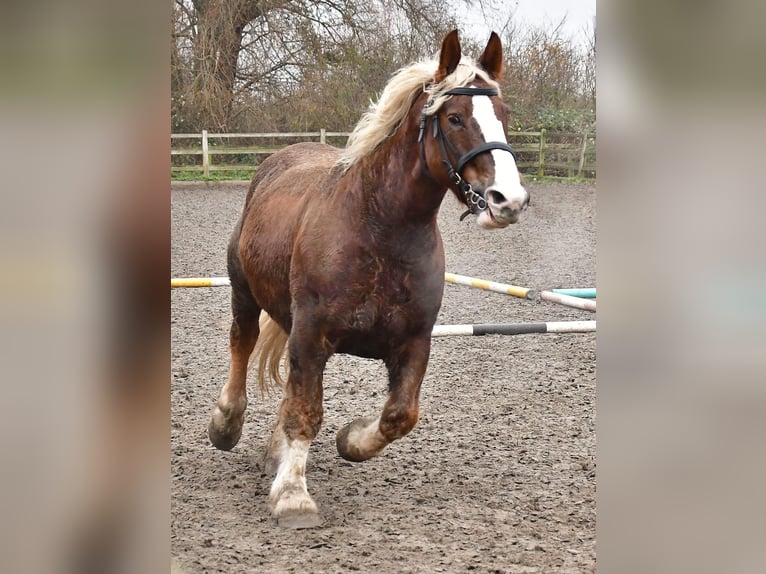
444 272 537 300
432 320 596 337
171 273 538 299
539 291 596 312
171 277 230 288
442 273 595 312
169 276 594 312
551 288 596 299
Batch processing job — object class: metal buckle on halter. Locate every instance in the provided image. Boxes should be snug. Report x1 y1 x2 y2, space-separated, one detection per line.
445 162 460 186
471 193 488 211
465 187 487 212
445 160 488 216
459 188 488 221
418 100 434 143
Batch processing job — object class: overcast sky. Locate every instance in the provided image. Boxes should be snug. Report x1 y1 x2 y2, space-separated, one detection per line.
466 0 596 45
513 0 596 35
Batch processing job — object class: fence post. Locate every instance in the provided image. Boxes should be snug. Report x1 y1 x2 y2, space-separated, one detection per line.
538 129 546 178
577 129 588 177
201 129 209 177
320 128 326 144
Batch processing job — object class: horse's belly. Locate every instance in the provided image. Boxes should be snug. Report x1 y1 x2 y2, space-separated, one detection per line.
333 301 434 359
335 332 402 359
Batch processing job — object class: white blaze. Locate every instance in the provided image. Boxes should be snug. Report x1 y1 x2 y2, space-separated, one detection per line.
470 95 527 204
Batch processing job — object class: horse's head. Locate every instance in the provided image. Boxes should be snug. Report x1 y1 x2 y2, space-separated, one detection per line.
419 30 529 229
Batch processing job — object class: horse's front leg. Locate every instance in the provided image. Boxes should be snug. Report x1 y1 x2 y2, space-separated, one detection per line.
266 320 331 529
336 335 430 462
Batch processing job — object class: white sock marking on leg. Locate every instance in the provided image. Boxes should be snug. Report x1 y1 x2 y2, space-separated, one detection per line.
269 435 316 515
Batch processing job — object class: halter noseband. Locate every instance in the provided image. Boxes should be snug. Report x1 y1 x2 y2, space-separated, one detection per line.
417 86 515 220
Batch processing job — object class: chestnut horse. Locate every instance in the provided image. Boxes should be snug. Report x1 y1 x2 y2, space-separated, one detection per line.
208 30 529 528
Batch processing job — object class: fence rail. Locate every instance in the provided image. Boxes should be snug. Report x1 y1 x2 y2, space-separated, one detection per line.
171 128 595 179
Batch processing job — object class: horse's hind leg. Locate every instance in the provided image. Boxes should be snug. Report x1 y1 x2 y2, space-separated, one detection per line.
336 336 430 462
208 252 260 451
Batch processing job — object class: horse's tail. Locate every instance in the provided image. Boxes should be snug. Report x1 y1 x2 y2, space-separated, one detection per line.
252 311 289 394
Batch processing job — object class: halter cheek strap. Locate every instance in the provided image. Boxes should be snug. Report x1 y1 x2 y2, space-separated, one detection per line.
434 119 488 214
417 86 516 220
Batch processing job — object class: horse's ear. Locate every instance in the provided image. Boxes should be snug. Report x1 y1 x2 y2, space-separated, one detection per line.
435 29 461 82
478 31 504 81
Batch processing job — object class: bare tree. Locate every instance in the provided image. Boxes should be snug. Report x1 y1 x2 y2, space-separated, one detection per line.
172 0 460 131
497 18 595 130
171 0 596 133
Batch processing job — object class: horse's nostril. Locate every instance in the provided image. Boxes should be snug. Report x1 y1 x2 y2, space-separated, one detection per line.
487 188 529 215
487 189 506 205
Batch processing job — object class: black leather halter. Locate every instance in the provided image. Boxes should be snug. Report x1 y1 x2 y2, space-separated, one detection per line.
417 86 516 220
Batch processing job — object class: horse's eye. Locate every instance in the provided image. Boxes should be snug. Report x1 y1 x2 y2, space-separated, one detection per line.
447 114 462 127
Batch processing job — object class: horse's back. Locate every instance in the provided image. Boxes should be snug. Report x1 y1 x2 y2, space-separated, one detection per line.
244 142 341 206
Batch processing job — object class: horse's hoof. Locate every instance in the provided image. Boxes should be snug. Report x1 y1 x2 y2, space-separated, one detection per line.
208 405 244 451
276 509 323 529
272 489 321 529
336 416 379 462
208 421 241 451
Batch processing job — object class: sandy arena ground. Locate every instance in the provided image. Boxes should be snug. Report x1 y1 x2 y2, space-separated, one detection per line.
171 180 596 573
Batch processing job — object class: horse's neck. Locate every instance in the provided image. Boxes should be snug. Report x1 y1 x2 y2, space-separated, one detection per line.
352 132 446 226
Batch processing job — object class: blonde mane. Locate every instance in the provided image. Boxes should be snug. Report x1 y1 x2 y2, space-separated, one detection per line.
336 56 500 169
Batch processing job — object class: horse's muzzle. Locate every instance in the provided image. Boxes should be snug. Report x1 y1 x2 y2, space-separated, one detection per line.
485 186 530 225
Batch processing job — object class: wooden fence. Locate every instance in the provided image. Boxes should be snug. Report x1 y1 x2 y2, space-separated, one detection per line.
171 128 595 179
